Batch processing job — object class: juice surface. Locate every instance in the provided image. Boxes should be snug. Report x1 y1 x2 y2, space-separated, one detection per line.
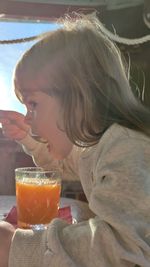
16 180 61 227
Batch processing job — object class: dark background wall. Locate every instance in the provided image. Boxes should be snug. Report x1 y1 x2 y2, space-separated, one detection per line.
100 3 150 107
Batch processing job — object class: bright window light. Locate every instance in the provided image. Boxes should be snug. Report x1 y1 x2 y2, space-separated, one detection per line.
0 20 60 114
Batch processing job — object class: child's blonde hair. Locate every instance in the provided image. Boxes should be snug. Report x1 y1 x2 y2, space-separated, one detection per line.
14 13 150 146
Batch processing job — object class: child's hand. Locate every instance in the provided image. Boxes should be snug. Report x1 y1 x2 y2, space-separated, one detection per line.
0 110 30 141
0 221 15 267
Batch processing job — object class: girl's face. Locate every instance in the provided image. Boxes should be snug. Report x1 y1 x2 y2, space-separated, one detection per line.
23 90 73 160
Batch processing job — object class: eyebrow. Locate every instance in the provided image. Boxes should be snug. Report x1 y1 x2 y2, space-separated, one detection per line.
22 90 39 97
21 92 37 103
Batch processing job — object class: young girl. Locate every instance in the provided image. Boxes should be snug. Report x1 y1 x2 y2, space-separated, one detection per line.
0 13 150 267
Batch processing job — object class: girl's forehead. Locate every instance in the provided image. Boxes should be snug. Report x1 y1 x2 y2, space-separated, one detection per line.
18 75 48 96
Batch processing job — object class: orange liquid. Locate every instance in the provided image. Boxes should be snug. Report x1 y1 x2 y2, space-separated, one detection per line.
16 181 61 228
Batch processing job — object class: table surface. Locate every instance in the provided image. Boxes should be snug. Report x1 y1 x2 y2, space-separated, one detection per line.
0 195 94 223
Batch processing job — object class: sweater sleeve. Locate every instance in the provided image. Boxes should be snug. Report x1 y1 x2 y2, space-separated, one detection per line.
18 134 81 181
9 217 118 267
9 227 47 267
18 134 59 170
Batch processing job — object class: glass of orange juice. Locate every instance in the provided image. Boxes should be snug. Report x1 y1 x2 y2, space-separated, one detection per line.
15 167 61 230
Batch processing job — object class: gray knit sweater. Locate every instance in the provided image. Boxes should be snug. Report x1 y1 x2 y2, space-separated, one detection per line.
9 124 150 267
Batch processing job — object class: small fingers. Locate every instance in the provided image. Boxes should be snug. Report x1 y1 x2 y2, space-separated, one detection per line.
0 118 10 125
0 110 24 121
2 124 28 140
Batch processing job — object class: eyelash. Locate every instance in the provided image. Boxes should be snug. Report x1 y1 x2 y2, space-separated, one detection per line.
28 101 37 109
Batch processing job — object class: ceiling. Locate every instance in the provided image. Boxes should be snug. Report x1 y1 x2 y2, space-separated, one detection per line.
0 0 149 39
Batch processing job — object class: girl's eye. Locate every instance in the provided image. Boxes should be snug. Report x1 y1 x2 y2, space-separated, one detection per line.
29 101 37 109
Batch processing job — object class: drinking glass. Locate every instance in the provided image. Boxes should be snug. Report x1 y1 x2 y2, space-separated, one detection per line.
15 167 61 230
